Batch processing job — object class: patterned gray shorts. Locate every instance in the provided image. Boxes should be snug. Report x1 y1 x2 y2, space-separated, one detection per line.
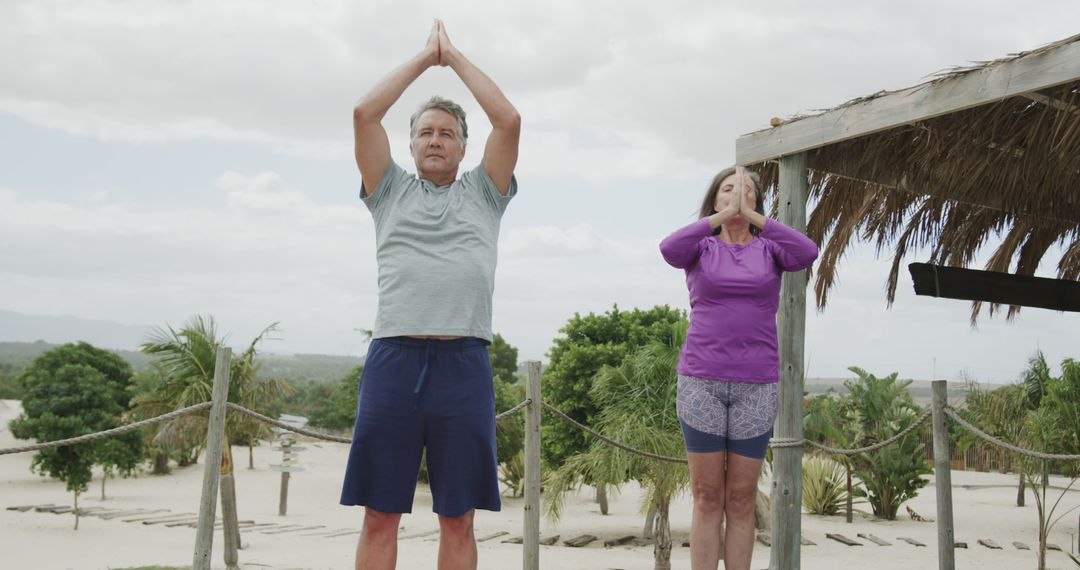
676 375 779 440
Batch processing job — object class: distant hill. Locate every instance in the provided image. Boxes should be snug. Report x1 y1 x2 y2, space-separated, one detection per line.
0 310 153 350
0 341 360 385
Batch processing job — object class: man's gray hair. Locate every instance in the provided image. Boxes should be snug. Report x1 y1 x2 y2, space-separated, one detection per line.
409 96 468 143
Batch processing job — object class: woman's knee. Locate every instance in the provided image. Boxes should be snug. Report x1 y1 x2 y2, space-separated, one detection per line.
725 485 758 518
691 481 725 515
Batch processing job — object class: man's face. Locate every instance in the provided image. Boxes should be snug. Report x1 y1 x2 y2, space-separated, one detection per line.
409 109 466 182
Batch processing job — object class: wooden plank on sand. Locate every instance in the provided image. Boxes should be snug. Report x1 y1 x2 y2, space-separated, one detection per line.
539 535 560 546
263 525 325 535
320 529 361 538
857 533 892 546
898 537 926 547
977 539 1003 550
7 504 56 512
801 536 816 546
400 529 439 540
756 533 771 547
99 509 166 520
826 533 862 546
477 531 508 543
602 535 636 547
563 534 597 548
502 536 524 544
1012 541 1031 550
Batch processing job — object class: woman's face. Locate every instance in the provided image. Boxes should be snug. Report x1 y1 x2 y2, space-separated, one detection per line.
713 172 757 215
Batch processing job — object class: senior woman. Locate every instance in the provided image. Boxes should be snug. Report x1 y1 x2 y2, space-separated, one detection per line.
659 166 818 570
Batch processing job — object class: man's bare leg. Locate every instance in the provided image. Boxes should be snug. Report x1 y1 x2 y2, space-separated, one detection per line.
356 508 401 570
437 509 477 570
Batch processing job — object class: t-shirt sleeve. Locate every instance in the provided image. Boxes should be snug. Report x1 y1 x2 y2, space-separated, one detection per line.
761 218 819 271
464 164 517 214
359 160 406 214
659 218 712 269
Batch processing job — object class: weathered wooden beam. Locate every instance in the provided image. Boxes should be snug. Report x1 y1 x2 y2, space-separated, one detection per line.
194 347 232 570
909 263 1080 312
736 38 1080 164
603 535 636 547
769 153 809 570
523 361 542 570
826 533 862 546
563 534 597 548
1023 91 1080 114
858 533 892 546
898 537 927 547
932 381 956 570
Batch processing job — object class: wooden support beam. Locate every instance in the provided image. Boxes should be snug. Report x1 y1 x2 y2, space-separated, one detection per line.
909 263 1080 312
932 381 956 570
769 153 809 570
523 362 542 570
736 39 1080 164
1023 91 1080 114
193 348 232 570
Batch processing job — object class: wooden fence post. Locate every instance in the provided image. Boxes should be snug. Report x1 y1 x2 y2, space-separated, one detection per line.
193 347 232 570
931 380 956 570
523 361 542 570
770 153 809 570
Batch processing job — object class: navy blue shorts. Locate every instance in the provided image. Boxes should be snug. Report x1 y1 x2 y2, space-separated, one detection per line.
339 337 501 517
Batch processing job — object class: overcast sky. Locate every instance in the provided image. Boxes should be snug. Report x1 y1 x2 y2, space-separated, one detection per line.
1 0 1077 383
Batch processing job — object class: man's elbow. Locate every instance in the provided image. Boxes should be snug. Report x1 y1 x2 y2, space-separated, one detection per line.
353 103 378 126
495 110 521 134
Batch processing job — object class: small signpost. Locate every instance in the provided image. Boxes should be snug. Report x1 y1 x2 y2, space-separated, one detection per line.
270 414 308 516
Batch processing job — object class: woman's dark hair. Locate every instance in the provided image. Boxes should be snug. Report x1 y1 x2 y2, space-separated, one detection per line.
698 166 765 236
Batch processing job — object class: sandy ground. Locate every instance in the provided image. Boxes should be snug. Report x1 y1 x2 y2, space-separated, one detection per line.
1 399 1078 570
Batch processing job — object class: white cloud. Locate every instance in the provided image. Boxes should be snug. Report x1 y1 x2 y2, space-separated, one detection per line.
2 0 1078 376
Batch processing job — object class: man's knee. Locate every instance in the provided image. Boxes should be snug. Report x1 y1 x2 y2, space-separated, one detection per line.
363 508 402 537
438 510 475 540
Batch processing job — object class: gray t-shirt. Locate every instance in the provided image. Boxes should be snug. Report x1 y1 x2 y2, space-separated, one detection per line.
361 160 516 341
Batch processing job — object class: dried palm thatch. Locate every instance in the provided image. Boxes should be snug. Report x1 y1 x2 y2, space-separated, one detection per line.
749 34 1080 322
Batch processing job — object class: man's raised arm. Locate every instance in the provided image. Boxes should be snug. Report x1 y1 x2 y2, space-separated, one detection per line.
354 21 441 196
438 21 521 196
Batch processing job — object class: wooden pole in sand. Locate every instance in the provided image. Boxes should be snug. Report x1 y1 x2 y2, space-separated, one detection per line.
770 153 809 570
931 380 956 570
193 347 232 570
523 361 542 570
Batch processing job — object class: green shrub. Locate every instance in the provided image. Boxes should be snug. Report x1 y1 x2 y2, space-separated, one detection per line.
802 455 848 516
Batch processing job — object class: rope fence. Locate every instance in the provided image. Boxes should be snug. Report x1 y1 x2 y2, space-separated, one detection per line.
4 400 1076 465
0 402 212 456
3 377 1079 570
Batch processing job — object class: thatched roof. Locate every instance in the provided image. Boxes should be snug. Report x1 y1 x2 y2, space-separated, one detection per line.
737 34 1080 321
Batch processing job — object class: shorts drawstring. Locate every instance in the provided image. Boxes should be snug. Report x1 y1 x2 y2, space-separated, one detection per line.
413 338 434 404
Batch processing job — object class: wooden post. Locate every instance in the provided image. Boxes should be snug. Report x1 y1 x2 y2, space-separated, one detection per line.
931 381 956 570
769 153 809 570
523 361 542 570
220 443 240 569
193 347 232 570
279 472 290 516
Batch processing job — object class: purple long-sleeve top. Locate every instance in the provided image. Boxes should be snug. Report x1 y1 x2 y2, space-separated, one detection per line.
660 218 819 383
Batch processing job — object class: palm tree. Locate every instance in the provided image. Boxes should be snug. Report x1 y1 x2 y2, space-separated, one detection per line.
132 316 292 549
545 320 690 570
961 382 1030 504
134 316 293 457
